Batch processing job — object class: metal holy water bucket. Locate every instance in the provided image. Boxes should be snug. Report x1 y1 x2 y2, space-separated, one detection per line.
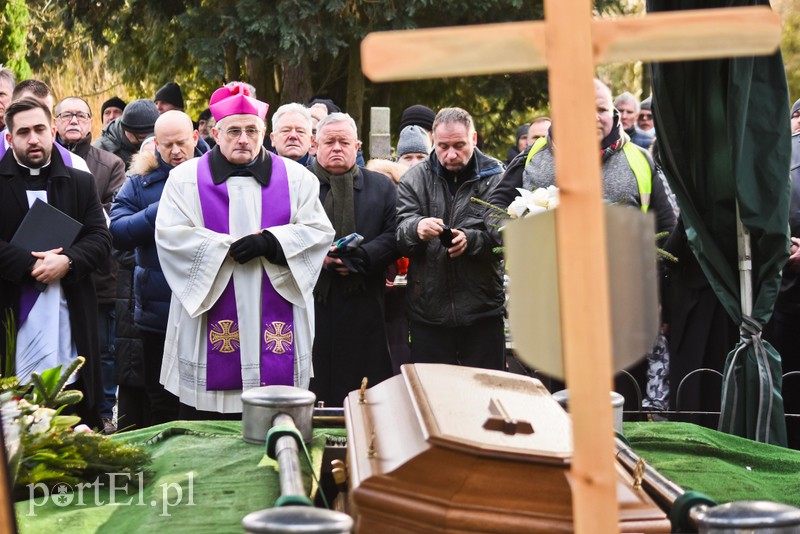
241 386 316 444
694 501 800 534
551 389 625 435
243 506 353 534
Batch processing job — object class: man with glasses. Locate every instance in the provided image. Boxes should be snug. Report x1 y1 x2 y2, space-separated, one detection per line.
154 83 333 419
0 79 92 174
633 96 656 149
94 98 160 168
56 96 126 434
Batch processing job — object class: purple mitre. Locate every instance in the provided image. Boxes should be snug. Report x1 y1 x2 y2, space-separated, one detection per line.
209 82 269 122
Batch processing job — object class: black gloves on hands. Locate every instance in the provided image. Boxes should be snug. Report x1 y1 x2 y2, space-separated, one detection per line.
347 246 370 274
327 246 370 274
230 232 278 264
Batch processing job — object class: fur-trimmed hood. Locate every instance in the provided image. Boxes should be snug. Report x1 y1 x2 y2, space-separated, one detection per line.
127 149 159 177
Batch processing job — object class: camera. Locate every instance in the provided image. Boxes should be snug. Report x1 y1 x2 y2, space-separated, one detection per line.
439 225 454 248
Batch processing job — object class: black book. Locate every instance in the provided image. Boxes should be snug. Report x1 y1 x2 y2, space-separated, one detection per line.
11 198 82 251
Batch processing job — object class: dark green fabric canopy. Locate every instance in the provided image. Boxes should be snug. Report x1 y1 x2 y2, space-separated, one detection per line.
648 0 791 445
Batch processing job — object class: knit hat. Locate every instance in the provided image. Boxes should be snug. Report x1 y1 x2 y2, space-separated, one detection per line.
308 98 341 114
640 97 652 111
397 125 431 157
209 82 268 122
154 82 184 109
101 96 126 117
120 99 160 133
792 98 800 117
399 104 436 132
515 124 529 144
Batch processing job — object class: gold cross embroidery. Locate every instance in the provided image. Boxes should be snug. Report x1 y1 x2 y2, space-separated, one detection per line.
264 321 293 354
209 319 240 353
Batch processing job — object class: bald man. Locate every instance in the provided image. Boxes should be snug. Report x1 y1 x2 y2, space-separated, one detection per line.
109 110 199 428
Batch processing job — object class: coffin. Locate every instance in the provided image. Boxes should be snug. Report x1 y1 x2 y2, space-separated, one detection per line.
344 364 670 533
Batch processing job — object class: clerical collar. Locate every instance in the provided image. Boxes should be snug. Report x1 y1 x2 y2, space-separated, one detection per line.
209 145 273 185
16 157 51 176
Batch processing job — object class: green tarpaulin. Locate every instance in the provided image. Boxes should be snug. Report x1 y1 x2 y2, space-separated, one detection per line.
14 421 343 534
648 0 792 445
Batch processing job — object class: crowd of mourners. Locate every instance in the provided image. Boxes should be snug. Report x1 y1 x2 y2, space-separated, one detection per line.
0 66 797 448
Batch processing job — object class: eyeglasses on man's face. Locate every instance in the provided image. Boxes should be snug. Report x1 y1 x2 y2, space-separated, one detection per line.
56 111 91 122
221 127 261 140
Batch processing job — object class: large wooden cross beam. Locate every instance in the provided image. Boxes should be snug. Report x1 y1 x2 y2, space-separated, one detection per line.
361 3 780 533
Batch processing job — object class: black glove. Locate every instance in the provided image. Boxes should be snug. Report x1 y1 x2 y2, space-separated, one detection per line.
230 232 277 264
340 246 371 274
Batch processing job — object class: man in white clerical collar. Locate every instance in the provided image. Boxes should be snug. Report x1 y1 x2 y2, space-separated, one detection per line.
154 82 333 419
0 97 112 429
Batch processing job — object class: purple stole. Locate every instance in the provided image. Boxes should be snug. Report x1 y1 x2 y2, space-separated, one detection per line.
10 135 74 327
196 152 295 390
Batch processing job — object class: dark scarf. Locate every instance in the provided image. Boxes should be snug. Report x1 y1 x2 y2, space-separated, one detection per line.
313 161 365 302
600 111 624 162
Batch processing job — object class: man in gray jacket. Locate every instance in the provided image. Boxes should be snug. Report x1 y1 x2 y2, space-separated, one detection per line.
396 107 506 370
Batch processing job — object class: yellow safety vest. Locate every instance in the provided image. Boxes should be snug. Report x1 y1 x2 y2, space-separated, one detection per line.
525 137 652 212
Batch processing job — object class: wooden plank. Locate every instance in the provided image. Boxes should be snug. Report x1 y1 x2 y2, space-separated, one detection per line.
594 6 781 64
361 21 546 81
0 432 17 534
360 6 779 82
543 0 618 532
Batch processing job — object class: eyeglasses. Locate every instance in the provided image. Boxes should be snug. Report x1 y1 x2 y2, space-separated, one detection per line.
639 113 653 120
56 111 91 122
221 127 261 140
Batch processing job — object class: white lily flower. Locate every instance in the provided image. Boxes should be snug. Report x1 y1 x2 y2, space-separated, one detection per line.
507 186 560 218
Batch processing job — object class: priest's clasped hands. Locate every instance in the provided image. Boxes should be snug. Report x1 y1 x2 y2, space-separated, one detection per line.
30 247 71 285
229 231 280 264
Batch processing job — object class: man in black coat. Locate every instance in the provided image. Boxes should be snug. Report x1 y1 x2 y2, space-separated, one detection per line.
309 113 399 406
0 98 111 428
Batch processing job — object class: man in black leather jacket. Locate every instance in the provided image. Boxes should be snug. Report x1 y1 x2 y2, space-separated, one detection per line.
396 107 506 370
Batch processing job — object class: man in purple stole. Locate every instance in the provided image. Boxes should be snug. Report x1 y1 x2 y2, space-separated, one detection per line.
0 98 111 429
155 83 333 417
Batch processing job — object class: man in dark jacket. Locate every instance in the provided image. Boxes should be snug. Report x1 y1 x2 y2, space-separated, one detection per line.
396 107 506 370
94 99 160 169
110 110 200 426
0 98 111 429
309 113 398 405
55 96 127 434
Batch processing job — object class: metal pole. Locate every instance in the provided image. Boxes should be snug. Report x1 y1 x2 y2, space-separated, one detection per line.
272 413 306 498
736 201 753 316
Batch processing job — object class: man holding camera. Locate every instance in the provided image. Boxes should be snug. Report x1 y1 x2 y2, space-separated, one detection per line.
396 107 506 370
309 112 398 405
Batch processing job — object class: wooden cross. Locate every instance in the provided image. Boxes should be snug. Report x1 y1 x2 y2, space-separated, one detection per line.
360 3 780 533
